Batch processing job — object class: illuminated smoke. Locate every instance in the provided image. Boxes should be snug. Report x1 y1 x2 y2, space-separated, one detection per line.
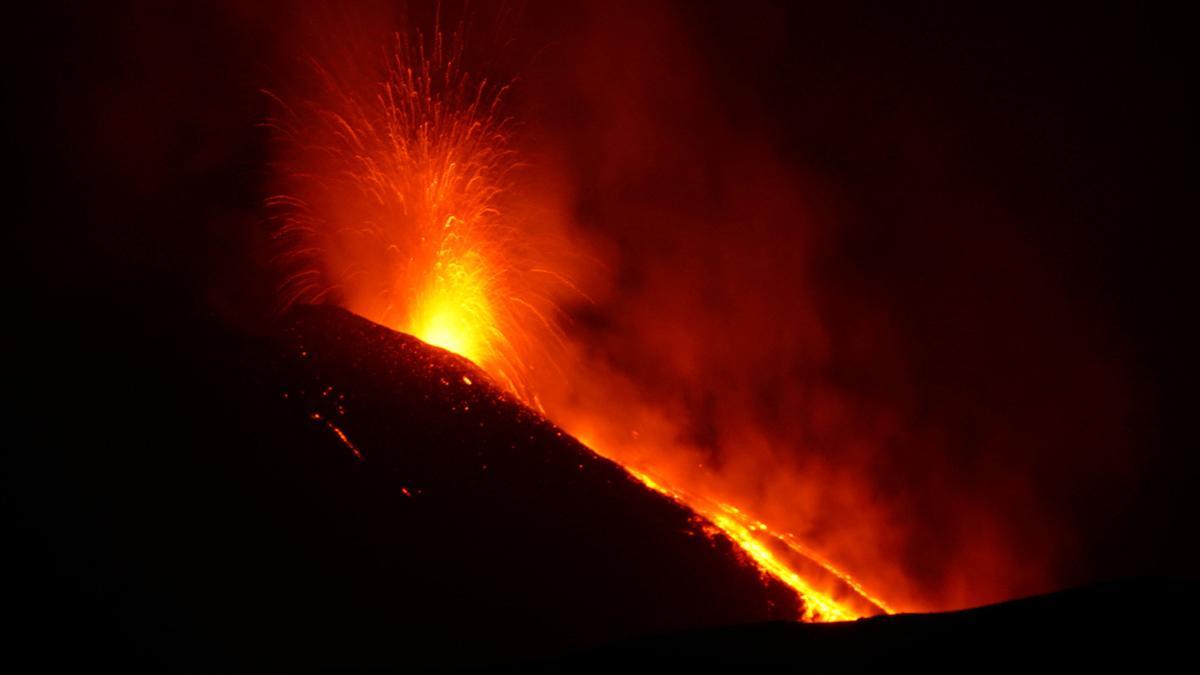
266 21 892 621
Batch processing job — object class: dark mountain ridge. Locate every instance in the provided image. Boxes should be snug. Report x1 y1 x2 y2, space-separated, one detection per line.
6 303 801 669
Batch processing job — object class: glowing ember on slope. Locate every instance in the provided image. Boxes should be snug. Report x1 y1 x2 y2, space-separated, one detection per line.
267 27 892 623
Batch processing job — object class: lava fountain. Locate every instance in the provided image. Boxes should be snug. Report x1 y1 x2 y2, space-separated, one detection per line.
267 27 892 622
267 30 564 400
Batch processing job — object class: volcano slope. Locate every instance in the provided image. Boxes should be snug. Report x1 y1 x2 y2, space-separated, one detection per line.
6 304 801 670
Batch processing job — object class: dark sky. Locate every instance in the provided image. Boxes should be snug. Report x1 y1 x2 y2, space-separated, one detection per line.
7 1 1195 608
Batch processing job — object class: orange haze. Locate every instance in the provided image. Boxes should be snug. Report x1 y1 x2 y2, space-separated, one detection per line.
266 1 1140 617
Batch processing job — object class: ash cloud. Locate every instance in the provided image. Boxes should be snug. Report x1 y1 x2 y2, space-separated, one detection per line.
507 0 1172 609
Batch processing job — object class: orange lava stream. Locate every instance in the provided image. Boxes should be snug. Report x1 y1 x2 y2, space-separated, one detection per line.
623 467 858 621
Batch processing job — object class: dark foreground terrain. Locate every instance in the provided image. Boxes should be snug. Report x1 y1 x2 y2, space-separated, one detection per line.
555 577 1196 669
5 304 1194 670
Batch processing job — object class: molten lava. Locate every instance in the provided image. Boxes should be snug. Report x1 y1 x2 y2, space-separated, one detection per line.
268 29 892 622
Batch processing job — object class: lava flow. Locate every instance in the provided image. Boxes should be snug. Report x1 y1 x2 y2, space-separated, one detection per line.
267 28 892 622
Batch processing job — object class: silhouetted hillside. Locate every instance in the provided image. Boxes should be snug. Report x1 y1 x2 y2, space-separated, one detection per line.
6 304 801 670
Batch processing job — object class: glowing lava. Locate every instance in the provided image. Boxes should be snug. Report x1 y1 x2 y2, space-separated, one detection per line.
268 29 892 623
267 30 544 398
407 244 496 364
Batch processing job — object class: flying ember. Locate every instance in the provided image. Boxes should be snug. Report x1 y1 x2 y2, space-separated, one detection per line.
267 28 892 622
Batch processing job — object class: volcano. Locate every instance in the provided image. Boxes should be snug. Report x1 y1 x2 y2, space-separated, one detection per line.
8 304 806 669
8 2 1196 669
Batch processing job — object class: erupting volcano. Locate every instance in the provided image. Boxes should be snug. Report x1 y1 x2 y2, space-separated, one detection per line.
269 30 547 397
267 26 891 622
11 1 1194 669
